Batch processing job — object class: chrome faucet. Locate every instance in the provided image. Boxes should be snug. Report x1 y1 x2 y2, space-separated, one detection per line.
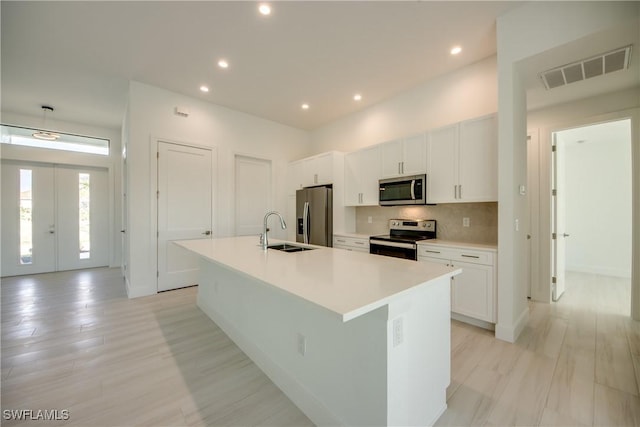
261 211 287 250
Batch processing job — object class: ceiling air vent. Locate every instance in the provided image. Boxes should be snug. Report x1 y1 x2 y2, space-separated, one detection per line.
540 45 632 90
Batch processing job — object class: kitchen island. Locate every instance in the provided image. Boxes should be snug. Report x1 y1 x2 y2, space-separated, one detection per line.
176 236 460 426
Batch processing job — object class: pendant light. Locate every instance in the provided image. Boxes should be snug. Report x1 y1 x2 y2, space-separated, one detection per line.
32 106 60 141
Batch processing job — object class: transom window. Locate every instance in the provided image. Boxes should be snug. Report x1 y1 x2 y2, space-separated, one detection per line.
1 124 109 156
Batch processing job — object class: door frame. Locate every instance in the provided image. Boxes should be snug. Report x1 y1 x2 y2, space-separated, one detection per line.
149 137 217 292
534 108 639 318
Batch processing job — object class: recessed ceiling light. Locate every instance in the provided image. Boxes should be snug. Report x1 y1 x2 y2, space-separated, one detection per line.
258 3 271 15
353 94 362 101
218 59 229 69
200 86 209 92
450 46 462 55
301 104 309 110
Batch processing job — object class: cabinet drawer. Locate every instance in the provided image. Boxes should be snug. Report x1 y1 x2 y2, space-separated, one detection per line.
449 249 493 265
333 236 369 250
418 245 493 265
417 246 456 261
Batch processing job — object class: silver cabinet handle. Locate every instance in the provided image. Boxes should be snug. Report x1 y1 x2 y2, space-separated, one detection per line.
563 233 570 237
454 185 458 199
355 241 364 245
202 230 211 236
424 250 440 254
336 239 346 243
49 225 55 234
459 185 462 199
461 254 480 259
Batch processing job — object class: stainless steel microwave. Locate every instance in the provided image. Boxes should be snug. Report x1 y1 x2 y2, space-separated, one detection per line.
379 174 427 206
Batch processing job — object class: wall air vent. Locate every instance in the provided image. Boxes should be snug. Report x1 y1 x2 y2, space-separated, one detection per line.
539 45 632 90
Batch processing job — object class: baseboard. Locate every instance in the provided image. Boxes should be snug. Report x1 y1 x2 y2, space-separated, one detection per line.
197 295 344 427
451 312 495 331
566 265 631 278
495 306 529 343
125 282 157 298
428 403 448 427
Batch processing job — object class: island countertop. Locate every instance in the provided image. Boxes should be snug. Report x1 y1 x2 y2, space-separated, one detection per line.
175 236 460 322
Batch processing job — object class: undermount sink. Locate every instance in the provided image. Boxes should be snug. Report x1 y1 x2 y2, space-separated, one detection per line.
267 243 315 253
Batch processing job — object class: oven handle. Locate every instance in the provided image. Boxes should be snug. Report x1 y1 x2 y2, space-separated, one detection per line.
410 179 416 200
370 239 416 250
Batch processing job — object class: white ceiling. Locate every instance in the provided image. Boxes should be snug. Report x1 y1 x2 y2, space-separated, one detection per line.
1 1 520 130
1 2 638 132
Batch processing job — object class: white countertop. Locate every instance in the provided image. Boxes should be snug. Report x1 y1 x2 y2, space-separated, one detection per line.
418 239 498 252
176 236 459 322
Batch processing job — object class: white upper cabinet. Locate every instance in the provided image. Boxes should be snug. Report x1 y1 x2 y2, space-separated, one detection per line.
345 145 381 206
458 115 497 202
380 133 427 178
427 124 458 203
427 114 497 203
288 152 340 194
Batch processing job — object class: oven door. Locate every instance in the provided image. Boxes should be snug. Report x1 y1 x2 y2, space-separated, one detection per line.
369 240 417 260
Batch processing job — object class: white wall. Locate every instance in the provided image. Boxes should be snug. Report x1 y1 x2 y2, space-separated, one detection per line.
496 1 639 341
0 111 123 268
310 56 497 154
562 123 632 277
125 81 310 297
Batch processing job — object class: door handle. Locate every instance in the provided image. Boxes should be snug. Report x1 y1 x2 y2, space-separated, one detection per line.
202 230 211 236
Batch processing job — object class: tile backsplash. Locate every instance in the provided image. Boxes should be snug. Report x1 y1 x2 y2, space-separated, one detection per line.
356 202 498 245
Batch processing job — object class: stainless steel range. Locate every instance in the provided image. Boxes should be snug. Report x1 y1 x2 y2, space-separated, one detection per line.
369 219 436 260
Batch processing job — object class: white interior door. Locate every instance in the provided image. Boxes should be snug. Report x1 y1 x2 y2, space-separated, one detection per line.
1 161 56 276
56 166 109 270
157 142 213 292
234 155 271 236
552 135 567 301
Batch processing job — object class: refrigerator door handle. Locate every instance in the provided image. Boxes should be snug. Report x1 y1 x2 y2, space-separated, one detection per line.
303 201 310 244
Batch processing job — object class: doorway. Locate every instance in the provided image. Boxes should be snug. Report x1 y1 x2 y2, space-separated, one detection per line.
156 141 213 292
551 119 632 302
1 161 110 276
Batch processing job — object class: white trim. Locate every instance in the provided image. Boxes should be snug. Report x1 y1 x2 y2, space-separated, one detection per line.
495 306 529 343
197 295 345 427
451 312 495 331
566 266 632 279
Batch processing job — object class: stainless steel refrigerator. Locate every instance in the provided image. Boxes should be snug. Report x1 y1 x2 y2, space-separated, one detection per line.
296 186 333 247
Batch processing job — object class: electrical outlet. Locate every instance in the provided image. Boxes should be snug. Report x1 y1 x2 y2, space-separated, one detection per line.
393 317 403 347
368 216 373 224
297 333 306 356
463 217 470 227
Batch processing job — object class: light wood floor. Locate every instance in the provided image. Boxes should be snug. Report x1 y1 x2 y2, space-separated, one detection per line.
1 268 313 426
2 269 639 426
437 271 640 427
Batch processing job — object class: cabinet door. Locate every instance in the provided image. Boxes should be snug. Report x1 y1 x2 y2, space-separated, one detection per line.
287 161 305 195
344 152 360 206
359 145 382 205
402 133 427 176
451 261 494 322
458 115 497 202
427 124 458 203
314 152 333 185
380 139 403 178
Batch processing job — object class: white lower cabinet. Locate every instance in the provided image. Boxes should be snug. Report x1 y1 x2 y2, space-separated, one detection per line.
333 235 369 253
418 243 496 326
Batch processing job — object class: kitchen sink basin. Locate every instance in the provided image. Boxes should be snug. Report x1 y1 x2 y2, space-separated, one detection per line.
267 243 315 253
